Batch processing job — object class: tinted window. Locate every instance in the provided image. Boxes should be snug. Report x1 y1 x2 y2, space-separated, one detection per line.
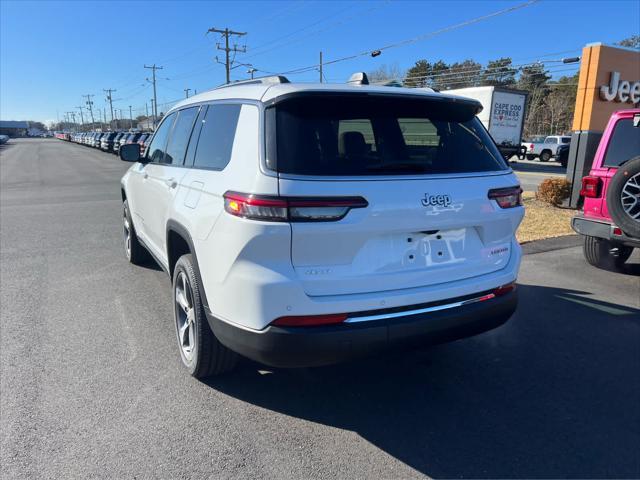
193 104 241 170
146 113 176 163
603 118 640 167
268 94 506 176
164 107 199 165
544 137 557 144
561 137 571 144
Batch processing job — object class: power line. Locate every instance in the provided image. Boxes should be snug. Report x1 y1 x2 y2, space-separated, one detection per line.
207 27 247 84
274 0 540 76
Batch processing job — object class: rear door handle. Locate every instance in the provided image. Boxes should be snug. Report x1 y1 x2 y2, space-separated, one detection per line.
165 177 177 189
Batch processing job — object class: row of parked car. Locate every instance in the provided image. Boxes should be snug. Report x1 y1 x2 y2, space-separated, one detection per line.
63 131 152 156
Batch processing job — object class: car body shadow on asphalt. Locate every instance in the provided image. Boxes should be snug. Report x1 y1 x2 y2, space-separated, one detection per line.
205 283 640 479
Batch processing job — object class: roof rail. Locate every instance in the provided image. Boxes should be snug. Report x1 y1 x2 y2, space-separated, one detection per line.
347 72 369 85
216 75 290 89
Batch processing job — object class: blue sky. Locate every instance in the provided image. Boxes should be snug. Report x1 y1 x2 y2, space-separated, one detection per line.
1 0 638 124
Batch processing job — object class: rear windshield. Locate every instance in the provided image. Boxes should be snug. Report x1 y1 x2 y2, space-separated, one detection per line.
267 94 507 176
603 118 640 168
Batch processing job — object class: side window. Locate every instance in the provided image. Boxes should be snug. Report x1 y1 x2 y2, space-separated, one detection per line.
193 104 241 170
185 106 207 166
146 113 176 163
164 107 199 165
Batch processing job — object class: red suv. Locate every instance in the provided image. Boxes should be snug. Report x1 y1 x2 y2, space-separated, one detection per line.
572 109 640 271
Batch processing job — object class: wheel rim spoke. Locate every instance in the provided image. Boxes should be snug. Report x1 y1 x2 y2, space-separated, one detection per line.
123 210 131 255
175 271 196 361
621 173 640 222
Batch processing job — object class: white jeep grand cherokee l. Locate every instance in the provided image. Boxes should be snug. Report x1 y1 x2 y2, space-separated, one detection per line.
119 75 524 378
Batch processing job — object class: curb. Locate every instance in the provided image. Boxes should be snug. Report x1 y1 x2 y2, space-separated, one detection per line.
521 234 581 255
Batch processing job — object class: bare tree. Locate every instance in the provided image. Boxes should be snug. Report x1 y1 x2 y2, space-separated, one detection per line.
368 63 404 84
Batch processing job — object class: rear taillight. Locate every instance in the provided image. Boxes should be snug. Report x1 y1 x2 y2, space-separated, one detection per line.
223 191 368 222
494 282 516 296
529 144 534 151
488 186 522 208
271 313 348 327
580 176 601 198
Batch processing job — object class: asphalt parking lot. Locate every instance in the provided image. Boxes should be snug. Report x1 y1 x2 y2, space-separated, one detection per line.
1 138 639 479
509 156 566 192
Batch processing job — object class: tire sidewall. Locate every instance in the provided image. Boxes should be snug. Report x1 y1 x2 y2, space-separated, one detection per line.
172 255 204 375
606 156 640 238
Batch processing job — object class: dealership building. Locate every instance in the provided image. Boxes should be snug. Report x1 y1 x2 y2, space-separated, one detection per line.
566 43 640 207
0 120 29 137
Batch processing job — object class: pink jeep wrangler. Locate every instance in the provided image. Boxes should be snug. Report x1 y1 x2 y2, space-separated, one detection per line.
572 109 640 271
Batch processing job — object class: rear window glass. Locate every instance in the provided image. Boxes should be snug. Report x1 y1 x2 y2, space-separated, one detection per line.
603 118 640 168
561 137 571 144
267 94 507 176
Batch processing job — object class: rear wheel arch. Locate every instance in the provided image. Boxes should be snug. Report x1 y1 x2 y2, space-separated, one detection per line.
166 221 210 310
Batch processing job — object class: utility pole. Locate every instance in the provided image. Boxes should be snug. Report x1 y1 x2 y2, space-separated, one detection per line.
103 88 116 121
76 106 85 130
83 94 95 126
319 51 323 83
184 88 191 98
144 64 163 127
129 105 133 129
67 112 76 131
150 98 155 127
247 67 257 79
207 27 246 84
145 102 149 118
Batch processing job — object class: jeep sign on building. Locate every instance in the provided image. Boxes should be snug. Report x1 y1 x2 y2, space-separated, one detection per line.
567 43 640 207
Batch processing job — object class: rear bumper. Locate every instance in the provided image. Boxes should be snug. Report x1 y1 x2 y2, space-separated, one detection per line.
572 216 640 247
206 289 517 368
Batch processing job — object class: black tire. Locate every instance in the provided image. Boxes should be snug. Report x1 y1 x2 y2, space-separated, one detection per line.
526 154 536 161
539 150 552 162
583 236 633 271
606 156 640 238
173 254 237 378
123 200 148 265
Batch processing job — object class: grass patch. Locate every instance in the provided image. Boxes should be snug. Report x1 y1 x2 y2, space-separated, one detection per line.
517 192 577 243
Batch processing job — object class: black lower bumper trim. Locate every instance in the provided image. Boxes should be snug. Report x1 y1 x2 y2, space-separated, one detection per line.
205 290 517 368
572 217 640 248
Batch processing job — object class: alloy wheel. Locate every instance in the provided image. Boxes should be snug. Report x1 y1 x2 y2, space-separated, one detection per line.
175 271 196 362
123 208 131 259
621 172 640 222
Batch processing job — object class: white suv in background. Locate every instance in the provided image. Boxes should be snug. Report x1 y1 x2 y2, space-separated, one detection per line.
119 74 524 378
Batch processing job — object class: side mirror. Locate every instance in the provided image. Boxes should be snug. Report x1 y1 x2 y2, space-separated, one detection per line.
120 143 142 162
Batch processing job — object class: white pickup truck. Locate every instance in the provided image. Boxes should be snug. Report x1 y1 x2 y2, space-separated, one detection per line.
522 135 571 162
